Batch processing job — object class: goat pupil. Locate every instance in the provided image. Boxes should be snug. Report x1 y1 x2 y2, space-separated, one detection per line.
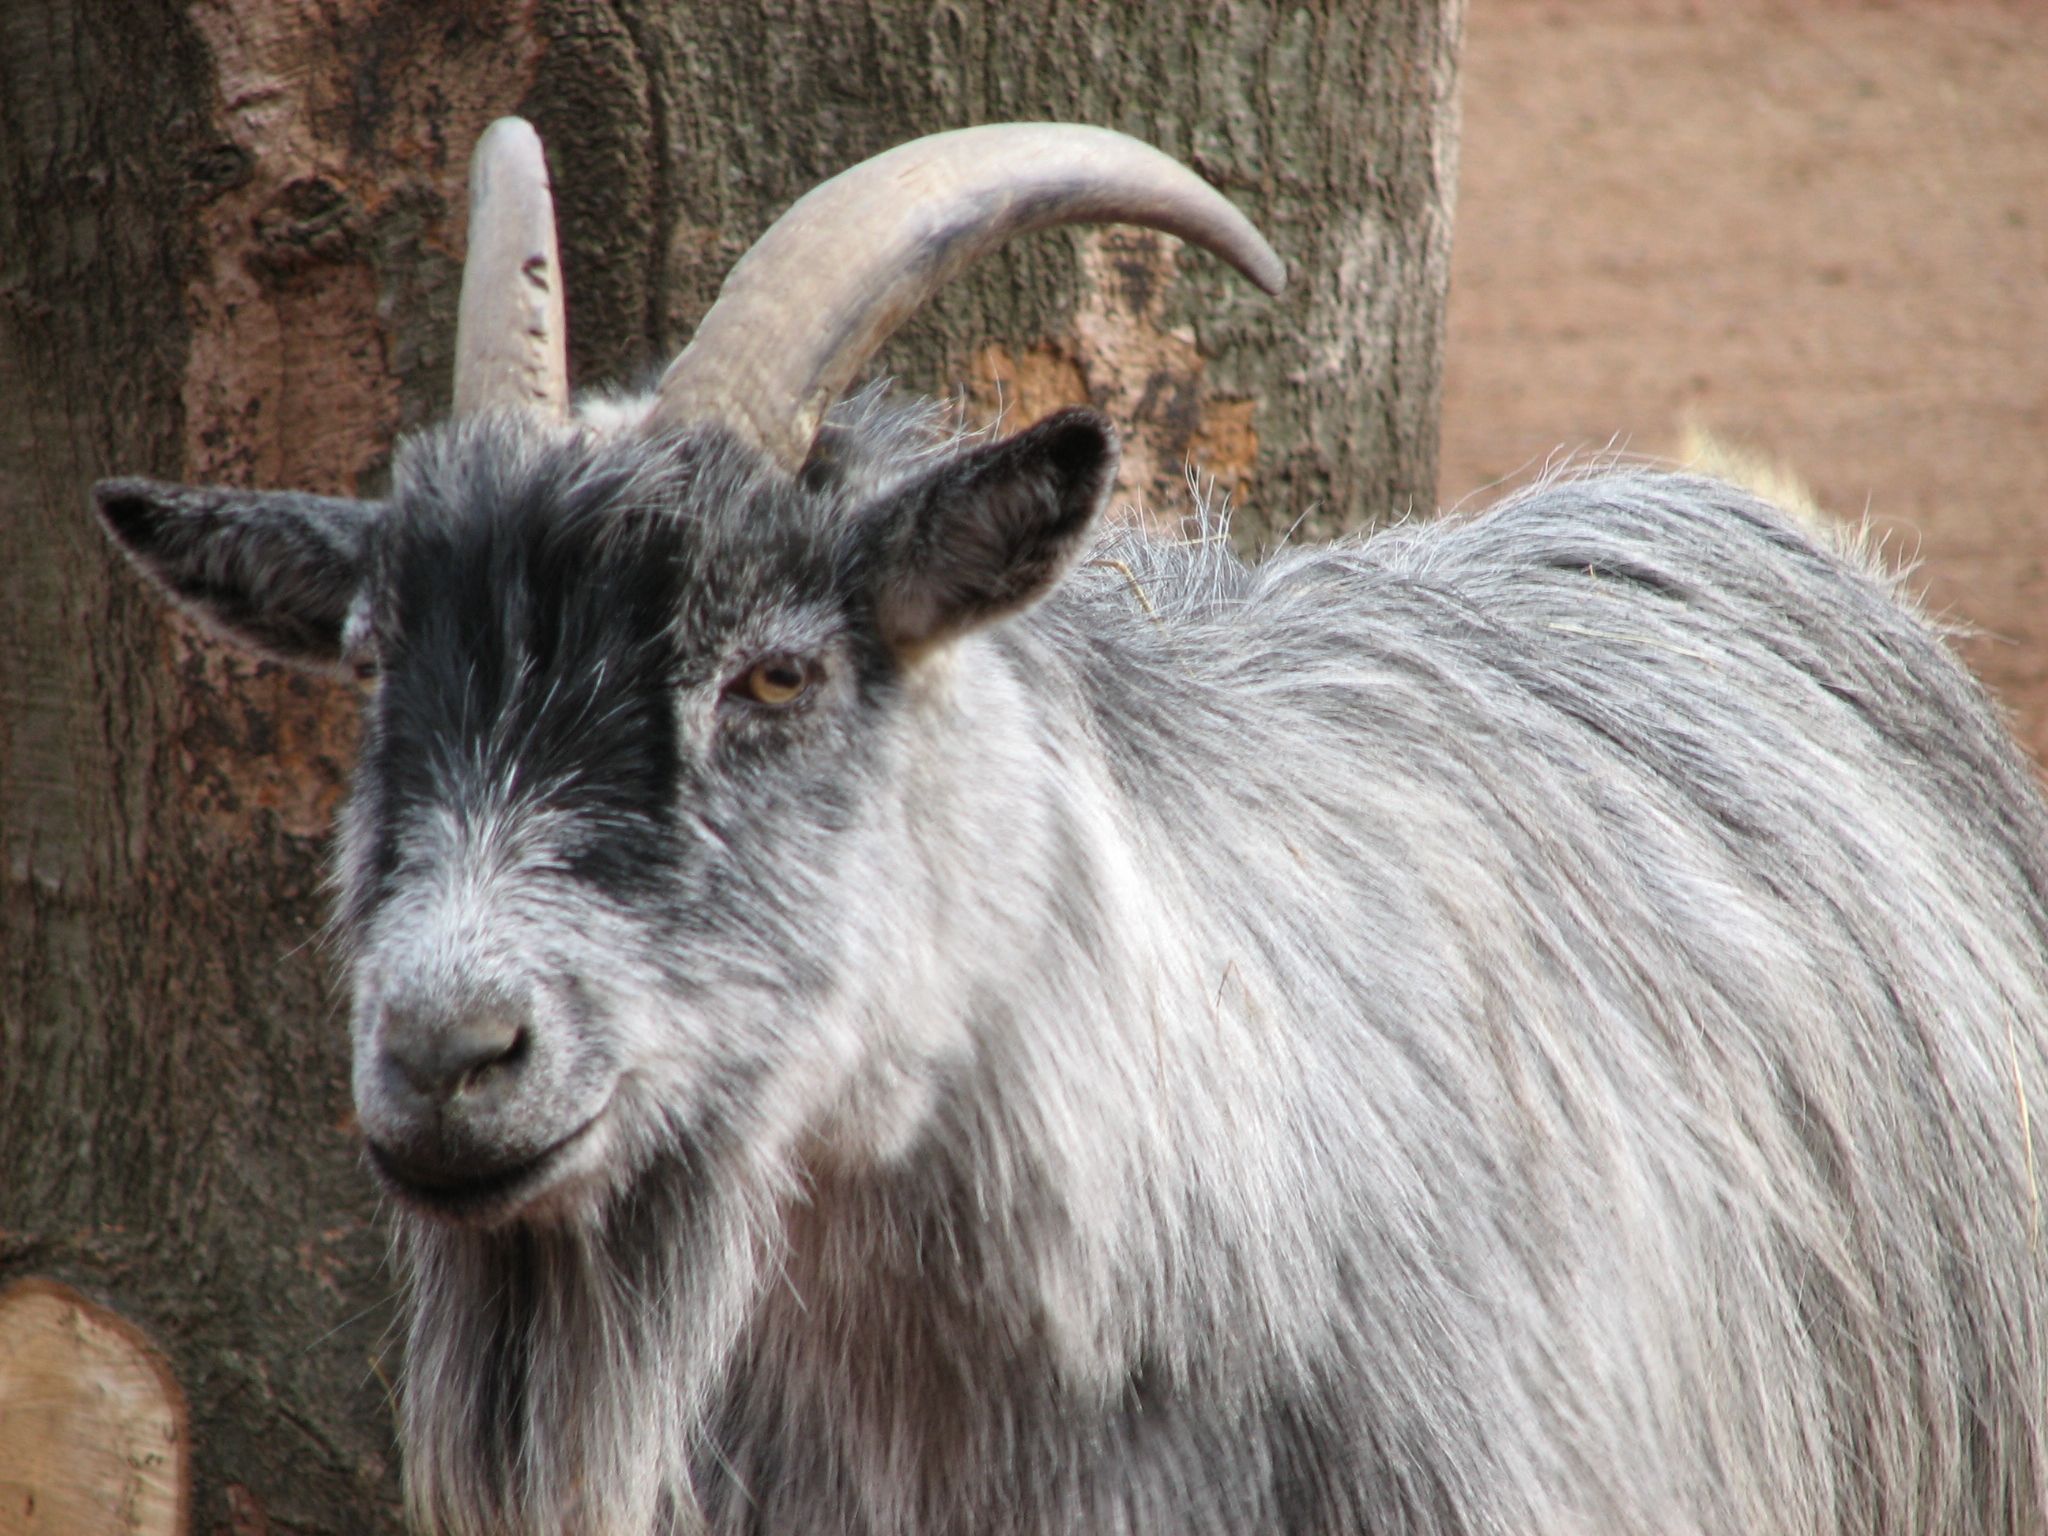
750 660 806 704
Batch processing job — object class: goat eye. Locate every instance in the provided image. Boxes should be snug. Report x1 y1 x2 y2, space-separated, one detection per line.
736 656 812 708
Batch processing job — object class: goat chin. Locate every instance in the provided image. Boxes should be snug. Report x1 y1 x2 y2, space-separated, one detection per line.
374 1105 621 1229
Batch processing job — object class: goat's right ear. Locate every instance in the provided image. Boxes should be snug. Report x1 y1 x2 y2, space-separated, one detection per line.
93 478 379 674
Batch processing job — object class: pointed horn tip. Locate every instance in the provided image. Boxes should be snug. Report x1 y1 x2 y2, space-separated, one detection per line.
962 121 1289 296
1244 245 1287 297
468 118 550 199
474 115 541 156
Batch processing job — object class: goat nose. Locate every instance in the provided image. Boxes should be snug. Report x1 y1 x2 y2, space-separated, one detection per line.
379 1000 529 1104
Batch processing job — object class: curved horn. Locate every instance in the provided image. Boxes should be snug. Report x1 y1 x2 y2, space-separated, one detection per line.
651 123 1286 472
453 118 569 420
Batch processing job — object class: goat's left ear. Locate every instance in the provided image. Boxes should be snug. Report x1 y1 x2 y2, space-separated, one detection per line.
94 478 380 675
860 407 1119 657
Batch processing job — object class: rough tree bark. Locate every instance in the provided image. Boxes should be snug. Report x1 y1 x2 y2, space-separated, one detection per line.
0 3 1464 1533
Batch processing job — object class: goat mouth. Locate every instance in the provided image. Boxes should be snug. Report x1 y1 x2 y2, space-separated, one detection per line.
367 1113 604 1225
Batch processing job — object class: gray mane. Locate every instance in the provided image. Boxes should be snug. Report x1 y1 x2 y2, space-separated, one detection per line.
386 412 2048 1535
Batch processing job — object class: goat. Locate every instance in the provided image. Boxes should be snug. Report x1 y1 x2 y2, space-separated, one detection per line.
95 118 2048 1536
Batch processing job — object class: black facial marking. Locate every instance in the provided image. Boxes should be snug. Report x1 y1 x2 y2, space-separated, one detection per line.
341 419 891 928
361 447 694 903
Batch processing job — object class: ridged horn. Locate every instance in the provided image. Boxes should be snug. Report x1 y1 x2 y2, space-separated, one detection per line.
453 118 569 420
651 123 1286 473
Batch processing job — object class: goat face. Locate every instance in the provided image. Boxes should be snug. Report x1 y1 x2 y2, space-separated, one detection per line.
92 118 1275 1228
95 405 1117 1229
91 120 1274 1231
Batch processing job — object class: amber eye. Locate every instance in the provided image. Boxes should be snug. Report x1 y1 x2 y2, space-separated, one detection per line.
736 656 812 707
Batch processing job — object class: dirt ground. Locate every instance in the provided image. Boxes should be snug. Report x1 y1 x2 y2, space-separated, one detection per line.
1439 0 2048 754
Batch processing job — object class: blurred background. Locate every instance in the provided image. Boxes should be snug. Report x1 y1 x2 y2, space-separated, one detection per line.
1439 0 2048 756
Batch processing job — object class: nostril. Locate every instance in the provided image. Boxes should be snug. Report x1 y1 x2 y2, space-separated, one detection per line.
456 1026 528 1093
380 1002 531 1104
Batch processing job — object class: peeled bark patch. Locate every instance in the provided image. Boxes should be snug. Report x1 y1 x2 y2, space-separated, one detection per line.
969 231 1266 530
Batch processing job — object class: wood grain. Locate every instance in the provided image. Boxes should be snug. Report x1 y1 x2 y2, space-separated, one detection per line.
0 1281 186 1536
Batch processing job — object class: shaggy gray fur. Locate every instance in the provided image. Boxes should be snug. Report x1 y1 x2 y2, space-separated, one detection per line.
98 400 2048 1536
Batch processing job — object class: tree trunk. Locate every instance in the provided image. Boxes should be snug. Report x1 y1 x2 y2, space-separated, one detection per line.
0 3 1464 1533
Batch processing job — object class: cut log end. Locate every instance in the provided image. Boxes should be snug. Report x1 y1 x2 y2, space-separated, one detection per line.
0 1281 187 1536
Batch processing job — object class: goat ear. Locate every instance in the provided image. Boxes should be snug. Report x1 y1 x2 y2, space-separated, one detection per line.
94 478 379 674
863 407 1118 657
